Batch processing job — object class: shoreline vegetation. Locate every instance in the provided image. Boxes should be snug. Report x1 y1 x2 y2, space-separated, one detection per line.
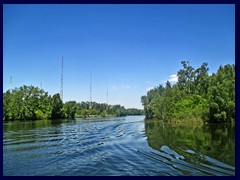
141 61 235 124
3 86 143 121
3 61 235 124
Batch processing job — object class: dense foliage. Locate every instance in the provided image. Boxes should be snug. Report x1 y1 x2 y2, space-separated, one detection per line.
141 62 235 123
3 85 143 120
75 101 143 118
3 86 63 120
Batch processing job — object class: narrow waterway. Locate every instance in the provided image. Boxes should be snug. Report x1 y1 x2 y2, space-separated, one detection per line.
3 116 235 176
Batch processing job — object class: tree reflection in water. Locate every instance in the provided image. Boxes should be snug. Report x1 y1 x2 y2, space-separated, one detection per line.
144 119 235 167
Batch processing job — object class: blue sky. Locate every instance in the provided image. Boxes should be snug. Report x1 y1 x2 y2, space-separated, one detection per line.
3 4 235 109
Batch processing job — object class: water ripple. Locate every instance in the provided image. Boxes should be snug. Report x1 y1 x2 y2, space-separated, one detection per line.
3 116 235 176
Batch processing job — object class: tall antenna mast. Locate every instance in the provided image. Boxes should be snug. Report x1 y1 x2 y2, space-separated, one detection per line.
106 79 108 112
60 56 63 101
89 71 92 110
107 80 108 104
10 75 12 91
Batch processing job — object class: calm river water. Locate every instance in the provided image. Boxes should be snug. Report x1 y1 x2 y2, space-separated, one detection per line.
3 116 235 176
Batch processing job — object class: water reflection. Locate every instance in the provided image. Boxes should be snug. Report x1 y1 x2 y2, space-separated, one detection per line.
3 117 235 176
3 119 64 132
144 120 235 167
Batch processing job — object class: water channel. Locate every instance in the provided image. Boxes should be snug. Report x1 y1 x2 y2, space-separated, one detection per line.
3 116 235 176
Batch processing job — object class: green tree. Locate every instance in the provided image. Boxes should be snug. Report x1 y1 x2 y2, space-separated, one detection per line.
194 62 209 96
63 101 77 119
141 62 235 123
51 93 64 119
177 61 195 94
208 64 235 123
3 85 53 120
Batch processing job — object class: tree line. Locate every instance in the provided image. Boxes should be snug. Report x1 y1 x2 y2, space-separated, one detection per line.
141 61 235 123
3 85 143 121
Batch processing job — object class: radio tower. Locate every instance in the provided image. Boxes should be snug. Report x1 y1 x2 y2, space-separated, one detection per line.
10 75 12 92
89 71 92 110
107 80 108 105
106 80 109 113
60 56 63 101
